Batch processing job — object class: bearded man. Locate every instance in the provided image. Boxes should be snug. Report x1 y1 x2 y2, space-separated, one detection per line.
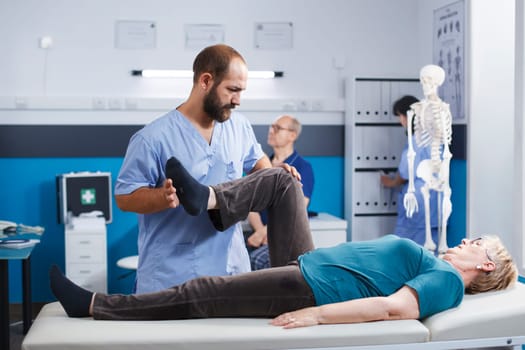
115 44 274 293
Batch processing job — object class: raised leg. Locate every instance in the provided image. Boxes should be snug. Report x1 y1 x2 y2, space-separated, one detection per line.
210 167 314 267
166 157 315 266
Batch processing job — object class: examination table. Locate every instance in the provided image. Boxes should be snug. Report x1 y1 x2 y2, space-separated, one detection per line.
22 282 525 350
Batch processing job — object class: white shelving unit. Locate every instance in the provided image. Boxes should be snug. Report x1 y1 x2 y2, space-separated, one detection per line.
345 78 421 241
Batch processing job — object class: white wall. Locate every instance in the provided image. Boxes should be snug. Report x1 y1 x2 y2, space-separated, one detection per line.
417 0 521 272
3 0 523 272
468 0 516 253
0 0 419 100
415 0 461 66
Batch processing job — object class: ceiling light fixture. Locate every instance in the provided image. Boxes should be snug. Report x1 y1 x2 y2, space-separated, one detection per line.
131 69 283 79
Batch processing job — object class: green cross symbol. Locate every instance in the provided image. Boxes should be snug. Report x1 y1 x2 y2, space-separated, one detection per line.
81 188 96 205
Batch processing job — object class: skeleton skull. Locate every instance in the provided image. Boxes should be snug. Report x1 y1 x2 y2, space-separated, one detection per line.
420 64 445 97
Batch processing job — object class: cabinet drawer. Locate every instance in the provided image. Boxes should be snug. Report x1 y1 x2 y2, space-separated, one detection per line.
67 263 107 293
66 247 105 263
66 236 106 263
67 234 105 247
67 262 105 277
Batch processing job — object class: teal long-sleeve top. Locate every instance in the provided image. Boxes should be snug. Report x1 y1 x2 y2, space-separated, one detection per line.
298 234 464 319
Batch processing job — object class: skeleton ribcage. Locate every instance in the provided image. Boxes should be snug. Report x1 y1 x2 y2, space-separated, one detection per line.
414 103 452 174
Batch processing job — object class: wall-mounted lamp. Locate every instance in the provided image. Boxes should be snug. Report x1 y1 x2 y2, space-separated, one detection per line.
131 70 283 79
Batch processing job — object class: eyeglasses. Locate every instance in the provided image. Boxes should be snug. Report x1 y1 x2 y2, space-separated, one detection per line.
469 237 494 262
270 124 294 133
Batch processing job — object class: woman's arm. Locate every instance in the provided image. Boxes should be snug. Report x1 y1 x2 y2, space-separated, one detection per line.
380 172 407 188
271 285 420 329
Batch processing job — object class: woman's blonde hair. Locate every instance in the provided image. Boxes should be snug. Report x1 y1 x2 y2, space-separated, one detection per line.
466 235 518 294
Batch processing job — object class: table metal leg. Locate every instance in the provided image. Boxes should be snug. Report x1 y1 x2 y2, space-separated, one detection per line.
22 257 32 334
1 259 10 350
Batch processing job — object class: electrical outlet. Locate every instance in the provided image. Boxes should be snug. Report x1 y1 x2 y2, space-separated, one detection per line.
282 102 297 111
15 97 28 109
108 98 122 110
297 100 310 111
92 98 106 110
125 98 138 110
312 100 323 111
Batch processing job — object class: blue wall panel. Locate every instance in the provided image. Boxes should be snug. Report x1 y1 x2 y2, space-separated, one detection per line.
447 159 467 247
1 156 345 302
305 157 345 218
1 158 136 301
1 156 465 302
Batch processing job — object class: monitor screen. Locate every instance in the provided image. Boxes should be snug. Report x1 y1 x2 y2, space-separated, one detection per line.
57 172 112 224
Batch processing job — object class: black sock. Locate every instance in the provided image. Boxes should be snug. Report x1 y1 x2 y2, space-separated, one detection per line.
165 156 209 216
49 265 93 318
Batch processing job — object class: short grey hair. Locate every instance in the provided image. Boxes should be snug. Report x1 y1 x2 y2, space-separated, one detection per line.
281 115 302 137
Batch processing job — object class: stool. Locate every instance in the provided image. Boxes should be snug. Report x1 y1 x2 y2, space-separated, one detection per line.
116 255 138 270
116 255 138 283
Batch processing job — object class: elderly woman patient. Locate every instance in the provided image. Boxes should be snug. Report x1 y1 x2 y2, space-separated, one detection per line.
50 157 517 329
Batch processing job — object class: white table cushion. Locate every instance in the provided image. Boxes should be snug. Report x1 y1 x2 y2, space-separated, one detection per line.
423 281 525 341
22 282 525 350
22 302 428 350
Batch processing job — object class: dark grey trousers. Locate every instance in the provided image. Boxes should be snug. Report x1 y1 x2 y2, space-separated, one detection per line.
94 168 316 320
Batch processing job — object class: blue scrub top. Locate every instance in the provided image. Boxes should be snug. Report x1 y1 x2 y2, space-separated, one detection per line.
115 109 265 293
278 150 314 199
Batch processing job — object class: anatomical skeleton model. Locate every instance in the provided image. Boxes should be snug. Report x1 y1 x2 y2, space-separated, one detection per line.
404 64 453 254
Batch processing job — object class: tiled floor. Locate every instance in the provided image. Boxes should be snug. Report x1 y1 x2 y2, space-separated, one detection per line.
8 303 45 350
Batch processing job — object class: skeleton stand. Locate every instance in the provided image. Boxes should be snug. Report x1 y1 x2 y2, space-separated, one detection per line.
404 65 453 254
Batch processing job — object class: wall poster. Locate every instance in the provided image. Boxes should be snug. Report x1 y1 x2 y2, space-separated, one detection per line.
185 24 225 50
433 0 465 123
254 22 293 50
